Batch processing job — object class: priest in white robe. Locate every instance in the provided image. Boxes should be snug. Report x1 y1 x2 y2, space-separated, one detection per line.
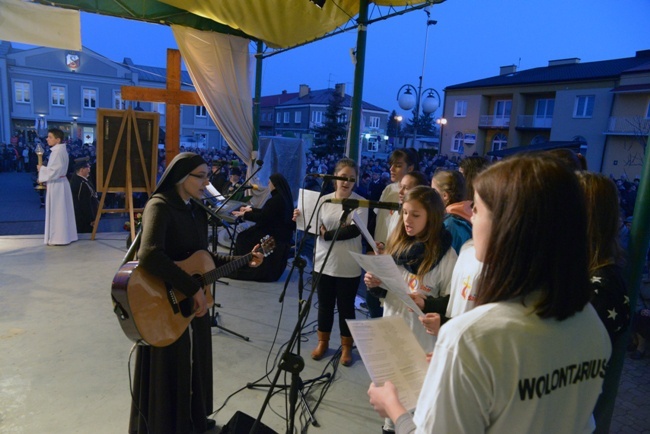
37 128 77 246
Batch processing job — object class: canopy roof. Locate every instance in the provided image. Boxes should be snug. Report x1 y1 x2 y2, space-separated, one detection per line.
33 0 442 49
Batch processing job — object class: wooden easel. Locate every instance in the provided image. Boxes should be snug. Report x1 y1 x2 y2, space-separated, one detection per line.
92 108 159 241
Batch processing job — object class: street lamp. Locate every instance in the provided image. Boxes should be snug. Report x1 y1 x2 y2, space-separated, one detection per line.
396 9 440 148
393 115 403 146
436 117 447 153
396 85 441 147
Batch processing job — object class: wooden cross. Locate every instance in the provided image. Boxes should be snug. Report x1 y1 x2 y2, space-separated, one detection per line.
121 49 202 166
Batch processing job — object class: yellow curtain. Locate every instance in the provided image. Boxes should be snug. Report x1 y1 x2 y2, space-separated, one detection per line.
162 0 433 48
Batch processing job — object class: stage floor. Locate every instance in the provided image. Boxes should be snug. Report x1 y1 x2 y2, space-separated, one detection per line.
0 233 379 433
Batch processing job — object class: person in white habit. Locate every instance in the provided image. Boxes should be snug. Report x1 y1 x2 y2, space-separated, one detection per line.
37 128 77 246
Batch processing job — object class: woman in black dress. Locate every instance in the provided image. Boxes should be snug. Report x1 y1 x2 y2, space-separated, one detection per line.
128 153 263 434
230 173 295 282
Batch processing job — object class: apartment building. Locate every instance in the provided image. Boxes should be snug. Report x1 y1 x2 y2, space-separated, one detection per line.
267 83 390 153
0 41 225 149
441 50 650 178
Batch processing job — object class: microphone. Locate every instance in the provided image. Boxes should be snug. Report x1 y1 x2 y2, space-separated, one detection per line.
255 159 263 166
325 198 400 211
308 173 356 183
241 184 260 191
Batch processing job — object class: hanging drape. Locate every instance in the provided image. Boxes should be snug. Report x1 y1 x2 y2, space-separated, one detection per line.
171 25 254 166
0 0 81 50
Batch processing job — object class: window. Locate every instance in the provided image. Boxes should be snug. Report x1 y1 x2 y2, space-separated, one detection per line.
283 112 290 124
534 99 554 128
294 111 302 123
574 95 595 118
451 132 464 152
492 133 508 151
113 90 124 109
369 116 380 128
195 106 207 117
645 102 650 119
494 100 512 126
311 111 323 124
83 88 97 109
51 85 65 106
196 133 207 147
454 100 467 117
15 82 31 103
153 103 166 115
366 139 378 152
276 112 282 124
338 113 348 123
535 99 555 118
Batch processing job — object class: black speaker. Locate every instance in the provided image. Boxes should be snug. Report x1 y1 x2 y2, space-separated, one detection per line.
219 411 278 434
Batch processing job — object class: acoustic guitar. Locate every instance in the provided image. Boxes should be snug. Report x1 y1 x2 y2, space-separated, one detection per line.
111 236 275 347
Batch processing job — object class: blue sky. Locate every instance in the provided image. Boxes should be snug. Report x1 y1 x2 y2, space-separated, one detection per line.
18 0 650 119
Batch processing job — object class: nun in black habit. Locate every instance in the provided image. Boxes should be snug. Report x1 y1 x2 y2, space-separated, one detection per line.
128 153 263 434
230 173 295 282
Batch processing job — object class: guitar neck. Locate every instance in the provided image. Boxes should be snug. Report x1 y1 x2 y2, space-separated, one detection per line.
203 253 252 285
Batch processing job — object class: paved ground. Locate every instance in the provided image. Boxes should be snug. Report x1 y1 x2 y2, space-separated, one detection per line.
1 170 648 432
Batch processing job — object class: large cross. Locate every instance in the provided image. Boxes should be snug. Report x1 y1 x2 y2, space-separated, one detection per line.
121 48 202 166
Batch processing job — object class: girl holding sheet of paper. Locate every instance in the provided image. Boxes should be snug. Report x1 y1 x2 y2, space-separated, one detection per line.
364 186 457 354
364 185 456 434
293 158 368 366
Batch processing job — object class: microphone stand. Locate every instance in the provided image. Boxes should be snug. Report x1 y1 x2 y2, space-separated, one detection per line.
249 203 355 434
247 180 328 424
190 197 250 342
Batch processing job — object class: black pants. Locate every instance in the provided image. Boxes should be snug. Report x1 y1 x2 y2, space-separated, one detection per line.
315 273 360 337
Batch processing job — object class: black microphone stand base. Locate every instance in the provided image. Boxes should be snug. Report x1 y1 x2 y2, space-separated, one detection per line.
211 302 250 341
246 352 330 430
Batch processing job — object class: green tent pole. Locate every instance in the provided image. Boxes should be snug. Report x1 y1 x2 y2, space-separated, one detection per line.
347 0 368 161
594 135 650 433
252 40 263 152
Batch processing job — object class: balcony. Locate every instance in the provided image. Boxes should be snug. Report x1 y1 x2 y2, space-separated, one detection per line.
478 115 510 128
605 116 650 135
516 115 553 129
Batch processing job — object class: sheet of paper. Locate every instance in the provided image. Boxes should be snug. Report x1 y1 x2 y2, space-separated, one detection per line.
350 252 424 317
352 210 378 254
347 316 429 410
205 183 225 201
296 188 321 235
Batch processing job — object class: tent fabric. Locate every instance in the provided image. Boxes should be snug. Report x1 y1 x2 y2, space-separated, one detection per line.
172 25 254 163
162 0 359 49
171 25 267 205
0 0 81 50
163 0 437 49
28 0 437 50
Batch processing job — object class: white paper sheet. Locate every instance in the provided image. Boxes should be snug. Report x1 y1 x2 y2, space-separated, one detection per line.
349 252 425 317
352 210 379 255
205 183 225 201
296 188 321 235
347 316 429 410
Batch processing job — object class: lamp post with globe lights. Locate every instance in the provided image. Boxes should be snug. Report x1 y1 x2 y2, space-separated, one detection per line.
397 85 441 147
396 9 440 148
